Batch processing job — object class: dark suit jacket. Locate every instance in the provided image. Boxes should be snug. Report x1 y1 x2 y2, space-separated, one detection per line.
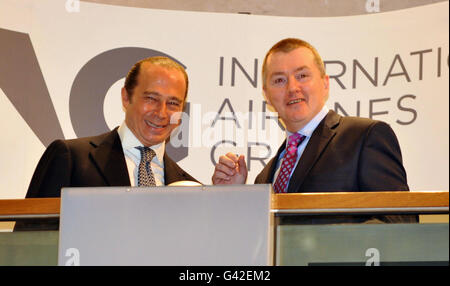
255 110 409 193
254 110 416 223
26 128 198 198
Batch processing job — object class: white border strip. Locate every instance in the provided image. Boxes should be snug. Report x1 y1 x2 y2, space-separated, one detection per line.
271 207 449 214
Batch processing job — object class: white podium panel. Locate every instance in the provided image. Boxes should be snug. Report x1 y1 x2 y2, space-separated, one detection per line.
58 185 272 266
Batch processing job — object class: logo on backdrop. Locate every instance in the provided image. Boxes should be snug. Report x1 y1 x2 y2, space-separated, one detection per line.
0 27 447 165
0 28 189 161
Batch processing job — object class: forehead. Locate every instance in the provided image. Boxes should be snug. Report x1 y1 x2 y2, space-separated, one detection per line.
139 63 184 83
266 47 316 72
137 63 186 96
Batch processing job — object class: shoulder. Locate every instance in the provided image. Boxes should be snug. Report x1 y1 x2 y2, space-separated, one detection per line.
341 116 396 140
321 111 399 149
332 113 402 159
329 111 394 136
338 114 380 130
55 128 119 151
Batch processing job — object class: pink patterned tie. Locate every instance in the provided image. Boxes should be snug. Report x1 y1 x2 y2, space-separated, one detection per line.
273 133 306 193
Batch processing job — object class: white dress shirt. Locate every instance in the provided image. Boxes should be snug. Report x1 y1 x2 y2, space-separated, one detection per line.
117 122 165 186
273 105 330 190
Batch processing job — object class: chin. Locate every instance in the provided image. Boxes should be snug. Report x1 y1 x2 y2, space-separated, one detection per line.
286 113 307 122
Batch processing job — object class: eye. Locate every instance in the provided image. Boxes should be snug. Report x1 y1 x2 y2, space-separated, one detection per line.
168 101 181 106
295 72 309 81
271 77 286 85
144 95 157 102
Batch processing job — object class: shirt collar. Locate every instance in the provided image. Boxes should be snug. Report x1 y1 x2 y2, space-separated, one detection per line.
117 121 165 165
286 105 330 140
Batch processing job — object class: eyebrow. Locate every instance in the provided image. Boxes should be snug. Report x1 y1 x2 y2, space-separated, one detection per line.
168 97 182 103
143 91 183 102
143 91 161 96
270 66 310 77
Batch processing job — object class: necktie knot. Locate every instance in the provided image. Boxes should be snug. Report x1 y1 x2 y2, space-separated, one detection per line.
286 133 304 155
136 146 156 162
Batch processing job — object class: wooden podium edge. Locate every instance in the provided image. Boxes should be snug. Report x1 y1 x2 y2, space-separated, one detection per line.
271 191 449 209
0 191 448 216
0 198 60 215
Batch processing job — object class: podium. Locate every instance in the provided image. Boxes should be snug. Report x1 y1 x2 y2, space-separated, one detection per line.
0 188 448 265
58 185 272 265
272 191 448 265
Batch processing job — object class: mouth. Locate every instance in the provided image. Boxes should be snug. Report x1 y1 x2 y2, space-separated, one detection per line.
145 120 168 129
287 98 305 105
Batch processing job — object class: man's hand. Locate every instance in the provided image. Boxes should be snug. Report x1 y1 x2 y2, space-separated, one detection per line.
212 153 248 185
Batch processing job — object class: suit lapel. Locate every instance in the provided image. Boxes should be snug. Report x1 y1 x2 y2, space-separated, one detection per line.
287 110 341 193
89 129 131 186
163 153 187 185
256 141 286 184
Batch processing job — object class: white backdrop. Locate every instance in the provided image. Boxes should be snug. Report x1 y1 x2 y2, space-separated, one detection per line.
0 0 448 198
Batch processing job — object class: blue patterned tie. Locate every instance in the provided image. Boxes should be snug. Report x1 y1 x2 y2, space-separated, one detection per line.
135 147 156 187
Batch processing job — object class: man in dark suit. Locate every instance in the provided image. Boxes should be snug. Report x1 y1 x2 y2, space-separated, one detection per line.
27 56 198 198
253 113 408 193
212 37 409 197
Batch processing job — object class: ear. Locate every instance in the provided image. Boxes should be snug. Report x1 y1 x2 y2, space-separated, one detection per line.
121 87 130 109
323 75 330 90
262 89 278 114
262 86 272 106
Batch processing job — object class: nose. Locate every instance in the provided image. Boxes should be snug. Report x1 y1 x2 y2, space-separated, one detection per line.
287 75 300 96
154 101 168 120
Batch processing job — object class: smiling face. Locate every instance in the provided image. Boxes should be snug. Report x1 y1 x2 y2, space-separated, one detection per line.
263 47 329 132
121 62 186 147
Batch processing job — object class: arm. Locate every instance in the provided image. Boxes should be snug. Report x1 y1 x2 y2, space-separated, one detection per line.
359 122 416 222
358 121 408 191
26 140 72 198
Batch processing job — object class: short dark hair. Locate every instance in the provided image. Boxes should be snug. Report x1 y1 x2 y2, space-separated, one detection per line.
124 56 189 100
262 38 326 87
